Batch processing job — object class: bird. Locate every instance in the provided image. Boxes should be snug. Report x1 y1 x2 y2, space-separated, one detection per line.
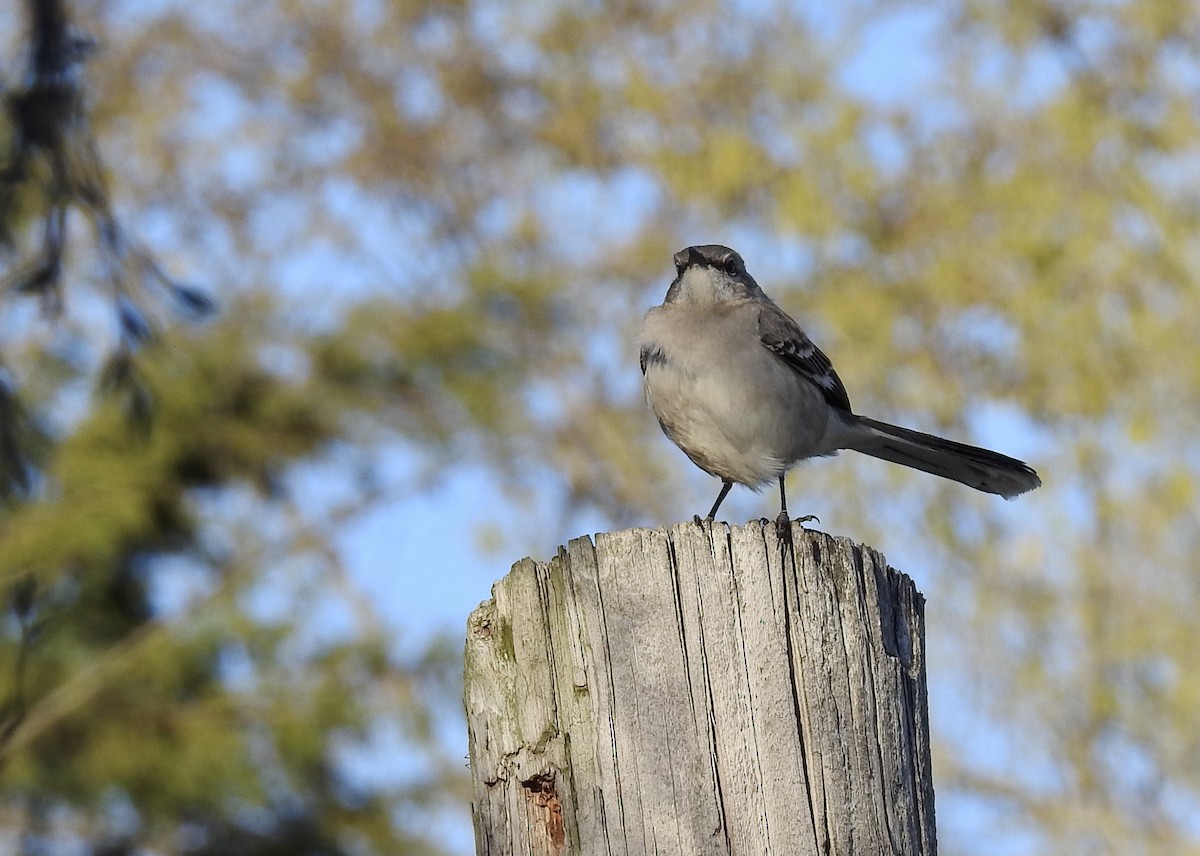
639 244 1041 523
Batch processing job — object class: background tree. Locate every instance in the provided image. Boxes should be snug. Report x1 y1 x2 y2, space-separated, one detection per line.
2 1 1198 855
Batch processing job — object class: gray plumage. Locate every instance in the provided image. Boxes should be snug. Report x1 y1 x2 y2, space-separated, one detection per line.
640 244 1041 520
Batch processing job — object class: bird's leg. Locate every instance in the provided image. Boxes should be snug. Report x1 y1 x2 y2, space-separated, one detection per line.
775 474 791 538
776 474 818 535
704 479 734 521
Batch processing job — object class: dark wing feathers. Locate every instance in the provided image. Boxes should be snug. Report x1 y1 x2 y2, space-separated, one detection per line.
640 344 666 375
756 302 853 412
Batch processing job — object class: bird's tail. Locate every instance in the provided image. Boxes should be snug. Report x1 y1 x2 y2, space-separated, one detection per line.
848 416 1041 499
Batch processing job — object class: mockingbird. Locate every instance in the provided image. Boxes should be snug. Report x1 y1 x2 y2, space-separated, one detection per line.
640 244 1041 521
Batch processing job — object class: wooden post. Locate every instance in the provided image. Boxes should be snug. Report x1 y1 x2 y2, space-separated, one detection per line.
464 521 936 855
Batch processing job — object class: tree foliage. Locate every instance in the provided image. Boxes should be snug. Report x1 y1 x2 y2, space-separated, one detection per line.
1 0 1198 854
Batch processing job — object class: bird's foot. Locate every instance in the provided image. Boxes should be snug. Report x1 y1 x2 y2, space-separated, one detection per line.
774 512 819 542
774 512 819 527
774 511 792 544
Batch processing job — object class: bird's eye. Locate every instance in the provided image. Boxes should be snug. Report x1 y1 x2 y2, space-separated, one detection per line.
719 255 740 274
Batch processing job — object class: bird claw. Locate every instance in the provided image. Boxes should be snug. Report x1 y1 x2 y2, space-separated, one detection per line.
774 512 819 543
774 511 792 543
774 513 819 527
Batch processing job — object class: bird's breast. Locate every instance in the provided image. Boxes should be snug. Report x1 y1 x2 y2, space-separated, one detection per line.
640 304 841 486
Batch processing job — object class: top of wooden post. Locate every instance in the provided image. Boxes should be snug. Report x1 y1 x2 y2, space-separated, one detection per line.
465 520 936 856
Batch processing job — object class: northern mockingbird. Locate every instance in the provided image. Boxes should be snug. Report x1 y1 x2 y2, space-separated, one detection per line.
640 244 1041 521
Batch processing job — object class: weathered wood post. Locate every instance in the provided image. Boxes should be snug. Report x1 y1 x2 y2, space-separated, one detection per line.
464 520 936 855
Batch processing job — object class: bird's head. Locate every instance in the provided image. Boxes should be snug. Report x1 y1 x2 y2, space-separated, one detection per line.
664 244 764 306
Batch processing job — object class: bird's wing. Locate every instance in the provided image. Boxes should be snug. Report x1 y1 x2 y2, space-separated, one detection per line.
756 301 853 412
639 344 664 375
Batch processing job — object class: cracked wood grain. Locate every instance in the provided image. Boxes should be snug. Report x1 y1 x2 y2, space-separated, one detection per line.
464 521 937 856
